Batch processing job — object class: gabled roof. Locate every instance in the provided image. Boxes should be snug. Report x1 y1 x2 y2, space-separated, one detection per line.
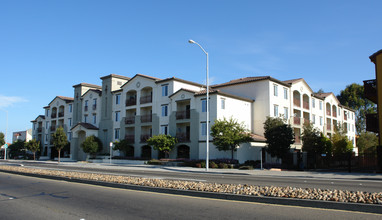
73 83 102 89
71 122 99 131
194 89 254 102
156 77 205 88
313 92 343 106
370 49 382 63
283 78 314 93
31 115 45 122
250 133 267 142
120 74 162 88
168 88 198 98
47 96 74 106
81 89 102 98
211 76 290 88
100 74 131 80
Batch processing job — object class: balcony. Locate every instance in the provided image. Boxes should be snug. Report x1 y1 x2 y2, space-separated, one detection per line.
50 125 56 132
293 117 301 126
366 113 378 133
141 114 152 123
58 112 64 117
294 135 301 144
37 127 42 133
332 111 337 118
364 79 377 103
124 135 135 143
140 95 152 104
326 110 331 116
176 110 190 120
303 118 310 126
126 98 136 107
140 134 151 143
344 114 347 121
176 132 190 142
326 124 331 131
293 99 301 107
92 104 97 110
84 106 88 112
303 101 309 110
125 116 135 124
51 113 57 118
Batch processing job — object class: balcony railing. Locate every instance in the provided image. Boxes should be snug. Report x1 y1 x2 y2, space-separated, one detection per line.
326 110 331 116
332 111 337 118
50 126 56 131
126 98 136 106
303 118 310 125
303 101 309 110
327 123 331 131
140 95 152 104
37 127 42 132
364 79 377 103
51 113 57 118
176 132 190 142
294 135 301 144
84 106 88 112
176 110 190 120
125 116 135 124
92 104 97 110
293 117 301 125
344 114 347 121
58 112 64 117
140 134 151 143
141 114 152 123
293 99 301 107
366 113 378 133
124 135 135 143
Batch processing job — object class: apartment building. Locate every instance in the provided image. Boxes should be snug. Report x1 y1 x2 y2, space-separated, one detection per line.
12 129 32 143
31 74 357 162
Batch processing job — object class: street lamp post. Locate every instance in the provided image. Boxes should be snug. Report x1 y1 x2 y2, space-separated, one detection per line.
188 39 209 171
1 110 8 160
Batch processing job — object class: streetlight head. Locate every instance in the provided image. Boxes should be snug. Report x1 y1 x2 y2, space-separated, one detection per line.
188 39 195 44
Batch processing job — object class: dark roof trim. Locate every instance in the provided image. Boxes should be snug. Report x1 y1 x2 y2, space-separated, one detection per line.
156 77 206 88
73 83 102 89
71 122 99 131
100 74 131 80
81 89 102 98
168 88 198 98
212 76 291 88
195 89 254 102
370 49 382 63
121 74 162 88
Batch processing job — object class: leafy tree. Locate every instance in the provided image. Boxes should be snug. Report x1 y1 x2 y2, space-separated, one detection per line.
113 139 134 157
301 124 322 155
52 127 68 163
26 139 40 160
357 132 378 154
81 135 103 158
264 117 294 162
337 83 376 134
147 134 177 158
211 117 252 160
331 125 353 155
8 140 27 159
316 89 325 94
0 132 5 146
319 134 332 156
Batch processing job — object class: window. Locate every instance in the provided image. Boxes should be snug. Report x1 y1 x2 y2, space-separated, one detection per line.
312 114 316 124
93 114 97 124
114 128 120 140
85 100 88 107
115 111 120 122
352 113 354 120
221 98 225 109
312 98 315 108
161 125 168 135
274 105 279 117
339 109 341 116
45 134 49 142
161 105 168 117
93 98 97 106
68 132 72 141
69 104 72 112
283 88 288 99
84 115 88 123
202 99 207 112
162 84 168 96
319 116 323 126
68 118 72 127
283 107 288 120
319 101 323 110
116 94 121 105
273 84 278 97
201 122 207 136
352 125 354 132
45 121 49 128
46 109 49 117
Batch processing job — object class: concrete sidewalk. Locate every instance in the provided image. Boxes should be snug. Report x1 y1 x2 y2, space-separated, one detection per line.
8 159 382 181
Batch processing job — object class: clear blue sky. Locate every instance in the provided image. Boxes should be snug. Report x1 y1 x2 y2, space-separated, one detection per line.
0 0 381 141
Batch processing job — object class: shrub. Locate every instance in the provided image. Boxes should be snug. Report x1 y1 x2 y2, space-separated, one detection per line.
239 165 254 170
209 161 217 168
218 163 229 169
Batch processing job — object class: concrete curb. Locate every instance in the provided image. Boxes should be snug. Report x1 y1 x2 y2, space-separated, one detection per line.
1 169 381 215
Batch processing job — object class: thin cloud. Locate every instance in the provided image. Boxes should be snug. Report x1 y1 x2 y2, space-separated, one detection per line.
0 95 28 108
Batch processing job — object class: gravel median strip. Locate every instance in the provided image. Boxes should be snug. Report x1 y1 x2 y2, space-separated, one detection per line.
0 165 381 205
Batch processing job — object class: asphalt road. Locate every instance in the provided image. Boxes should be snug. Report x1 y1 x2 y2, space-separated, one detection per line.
5 161 382 193
0 172 380 220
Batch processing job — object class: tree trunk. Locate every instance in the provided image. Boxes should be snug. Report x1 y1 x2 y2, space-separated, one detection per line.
33 152 36 161
231 148 234 160
58 150 61 164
